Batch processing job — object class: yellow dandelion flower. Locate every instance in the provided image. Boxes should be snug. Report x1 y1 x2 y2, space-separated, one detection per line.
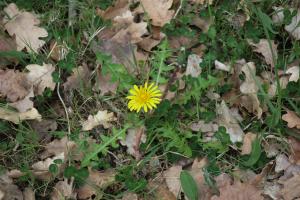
126 82 162 113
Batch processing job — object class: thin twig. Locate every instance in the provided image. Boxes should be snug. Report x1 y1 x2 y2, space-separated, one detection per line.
173 0 183 19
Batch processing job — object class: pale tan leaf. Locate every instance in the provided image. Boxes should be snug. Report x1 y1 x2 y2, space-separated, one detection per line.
140 0 174 27
120 126 146 159
215 60 231 72
76 169 115 199
280 174 300 200
286 66 299 82
275 154 291 173
211 181 264 200
81 110 116 131
9 88 34 112
216 101 244 143
189 120 218 132
240 62 259 94
248 39 277 68
122 192 138 200
282 110 300 129
26 63 56 95
41 136 76 159
51 179 76 200
0 107 41 124
288 137 300 165
241 132 257 155
163 165 182 198
63 64 91 91
3 3 48 53
23 187 35 200
0 173 23 200
138 33 165 52
93 72 118 95
98 0 129 21
111 22 148 44
0 69 31 102
185 54 202 78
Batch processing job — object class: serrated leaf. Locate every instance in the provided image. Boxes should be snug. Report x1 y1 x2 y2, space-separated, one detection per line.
180 170 199 200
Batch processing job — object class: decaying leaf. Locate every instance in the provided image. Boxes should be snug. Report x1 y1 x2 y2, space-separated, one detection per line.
185 54 202 78
49 40 69 61
23 187 35 200
81 110 117 131
3 3 48 52
26 63 56 95
29 119 57 141
120 126 146 159
239 62 262 118
215 60 231 72
93 72 118 95
140 0 175 27
241 132 257 155
286 66 299 82
9 88 34 112
63 64 91 91
98 0 130 21
111 22 148 44
51 179 76 200
0 107 41 124
217 101 244 143
76 169 115 199
248 39 277 68
163 165 182 198
275 154 291 173
0 69 31 102
288 137 300 165
279 174 300 200
282 110 300 129
138 33 165 52
122 192 138 200
211 181 264 200
0 173 23 200
189 120 218 133
41 136 76 159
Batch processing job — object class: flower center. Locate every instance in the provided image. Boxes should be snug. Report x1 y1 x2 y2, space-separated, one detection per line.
138 90 149 103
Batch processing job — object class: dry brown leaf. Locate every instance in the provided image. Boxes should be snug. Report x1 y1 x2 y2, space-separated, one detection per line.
168 35 197 49
51 179 76 200
185 54 202 78
140 0 174 27
9 88 34 112
41 136 76 159
211 181 264 200
239 62 262 118
216 101 244 143
26 63 56 95
49 40 69 61
148 178 176 200
241 132 257 155
29 119 57 142
248 39 277 68
93 72 118 95
286 66 299 82
112 22 148 44
0 107 41 124
0 173 23 200
82 110 117 131
0 31 16 52
0 69 31 102
23 187 35 200
280 174 300 200
76 169 115 199
163 165 182 198
122 192 138 200
98 0 129 21
282 110 300 129
3 3 48 53
120 126 146 159
63 64 91 91
215 60 231 72
189 120 218 132
275 154 291 173
288 137 300 165
191 16 213 33
138 33 165 52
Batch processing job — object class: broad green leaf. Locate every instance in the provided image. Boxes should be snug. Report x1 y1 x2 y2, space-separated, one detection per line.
180 170 199 200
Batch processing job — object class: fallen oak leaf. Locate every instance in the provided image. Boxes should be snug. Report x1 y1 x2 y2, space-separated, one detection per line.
26 63 56 95
140 0 175 27
279 174 300 200
63 64 91 92
9 88 34 112
81 110 117 131
163 165 182 198
282 110 300 129
111 22 148 44
0 107 41 124
3 3 48 53
0 69 31 102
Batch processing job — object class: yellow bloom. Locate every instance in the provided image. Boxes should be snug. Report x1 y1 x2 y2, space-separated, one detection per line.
126 82 162 113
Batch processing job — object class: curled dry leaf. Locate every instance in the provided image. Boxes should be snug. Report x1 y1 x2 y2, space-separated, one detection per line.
3 3 48 53
282 110 300 129
248 39 277 68
63 64 91 91
185 54 202 78
216 101 244 143
279 174 300 200
82 110 117 131
0 69 31 102
215 60 231 72
76 169 115 199
163 165 182 198
120 126 146 159
241 132 257 155
239 62 262 118
0 107 41 124
286 66 299 82
0 173 23 200
26 63 56 95
51 179 76 200
140 0 174 27
211 181 264 200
